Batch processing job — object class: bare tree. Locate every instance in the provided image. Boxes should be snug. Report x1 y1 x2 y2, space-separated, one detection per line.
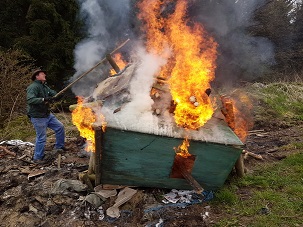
0 49 34 127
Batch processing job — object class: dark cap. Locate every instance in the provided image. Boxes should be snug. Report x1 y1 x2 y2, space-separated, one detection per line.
31 69 46 81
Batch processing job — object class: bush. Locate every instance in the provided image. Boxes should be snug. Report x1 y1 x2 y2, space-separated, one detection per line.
0 49 34 128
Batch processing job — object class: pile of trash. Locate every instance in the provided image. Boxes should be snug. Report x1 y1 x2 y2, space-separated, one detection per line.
0 139 214 226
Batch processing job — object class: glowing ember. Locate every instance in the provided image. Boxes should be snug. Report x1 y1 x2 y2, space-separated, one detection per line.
72 97 107 152
138 0 218 130
110 53 127 75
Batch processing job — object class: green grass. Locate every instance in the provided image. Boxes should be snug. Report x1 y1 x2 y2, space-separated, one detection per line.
0 112 79 142
250 83 303 123
0 115 35 141
212 152 303 227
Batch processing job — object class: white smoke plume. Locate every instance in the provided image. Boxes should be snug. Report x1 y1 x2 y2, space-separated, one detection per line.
70 0 265 144
71 0 275 96
101 46 168 130
190 0 275 87
71 0 132 97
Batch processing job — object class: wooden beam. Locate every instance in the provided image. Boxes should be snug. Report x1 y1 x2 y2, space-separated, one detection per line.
94 125 103 186
174 155 204 194
88 153 95 175
69 100 102 112
235 153 245 177
0 146 16 157
106 54 120 73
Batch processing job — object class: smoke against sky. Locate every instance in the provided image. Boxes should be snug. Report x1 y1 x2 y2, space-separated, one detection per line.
70 0 273 143
192 0 275 87
71 0 275 96
71 0 132 96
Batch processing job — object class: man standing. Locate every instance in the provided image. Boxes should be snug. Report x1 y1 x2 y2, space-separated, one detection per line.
27 69 66 163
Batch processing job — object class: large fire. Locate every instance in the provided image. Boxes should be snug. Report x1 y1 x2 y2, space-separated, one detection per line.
72 0 250 157
72 97 107 152
138 0 218 155
138 0 218 130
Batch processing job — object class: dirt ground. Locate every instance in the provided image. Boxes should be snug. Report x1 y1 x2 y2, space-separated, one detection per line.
0 119 302 227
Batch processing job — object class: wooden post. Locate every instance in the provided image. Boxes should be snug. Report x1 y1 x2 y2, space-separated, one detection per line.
94 125 103 186
106 54 120 73
174 155 204 194
57 154 62 169
88 152 95 175
235 153 245 177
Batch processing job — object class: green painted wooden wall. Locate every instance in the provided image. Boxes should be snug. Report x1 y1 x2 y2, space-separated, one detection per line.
99 127 243 190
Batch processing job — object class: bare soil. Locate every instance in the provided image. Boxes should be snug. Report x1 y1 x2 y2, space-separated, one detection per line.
0 120 302 227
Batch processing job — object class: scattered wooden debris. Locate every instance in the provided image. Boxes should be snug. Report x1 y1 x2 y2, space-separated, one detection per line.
57 154 62 169
106 187 137 218
17 154 27 160
0 146 16 157
266 147 279 153
97 184 127 190
235 154 245 177
28 170 47 180
243 150 264 160
248 129 265 134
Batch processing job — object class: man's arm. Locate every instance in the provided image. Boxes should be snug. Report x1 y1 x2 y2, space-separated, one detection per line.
27 86 44 105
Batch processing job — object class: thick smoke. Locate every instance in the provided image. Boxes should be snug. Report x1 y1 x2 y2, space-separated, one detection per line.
72 0 132 97
190 0 275 88
70 0 273 142
72 0 275 97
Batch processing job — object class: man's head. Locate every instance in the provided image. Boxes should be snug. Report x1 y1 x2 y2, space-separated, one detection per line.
31 69 46 82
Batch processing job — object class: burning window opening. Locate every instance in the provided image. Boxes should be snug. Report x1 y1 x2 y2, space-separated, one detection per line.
174 137 190 158
170 153 196 179
72 96 107 152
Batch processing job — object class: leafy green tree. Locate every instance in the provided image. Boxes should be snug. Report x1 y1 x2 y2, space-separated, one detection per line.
291 4 303 73
0 0 31 50
0 0 83 90
16 0 83 87
252 0 298 77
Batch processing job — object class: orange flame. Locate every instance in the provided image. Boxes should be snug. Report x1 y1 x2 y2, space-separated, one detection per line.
221 93 254 143
233 93 254 143
138 0 217 130
174 137 191 158
110 53 127 75
138 0 218 156
71 97 107 152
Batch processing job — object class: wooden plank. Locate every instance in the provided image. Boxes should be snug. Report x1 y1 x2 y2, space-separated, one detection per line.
106 54 120 73
173 155 204 194
94 125 103 186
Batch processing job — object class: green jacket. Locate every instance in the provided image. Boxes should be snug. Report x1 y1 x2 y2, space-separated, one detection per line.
26 80 57 118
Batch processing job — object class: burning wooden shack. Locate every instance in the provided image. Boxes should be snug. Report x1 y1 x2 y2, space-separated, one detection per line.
69 0 249 192
70 62 244 192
